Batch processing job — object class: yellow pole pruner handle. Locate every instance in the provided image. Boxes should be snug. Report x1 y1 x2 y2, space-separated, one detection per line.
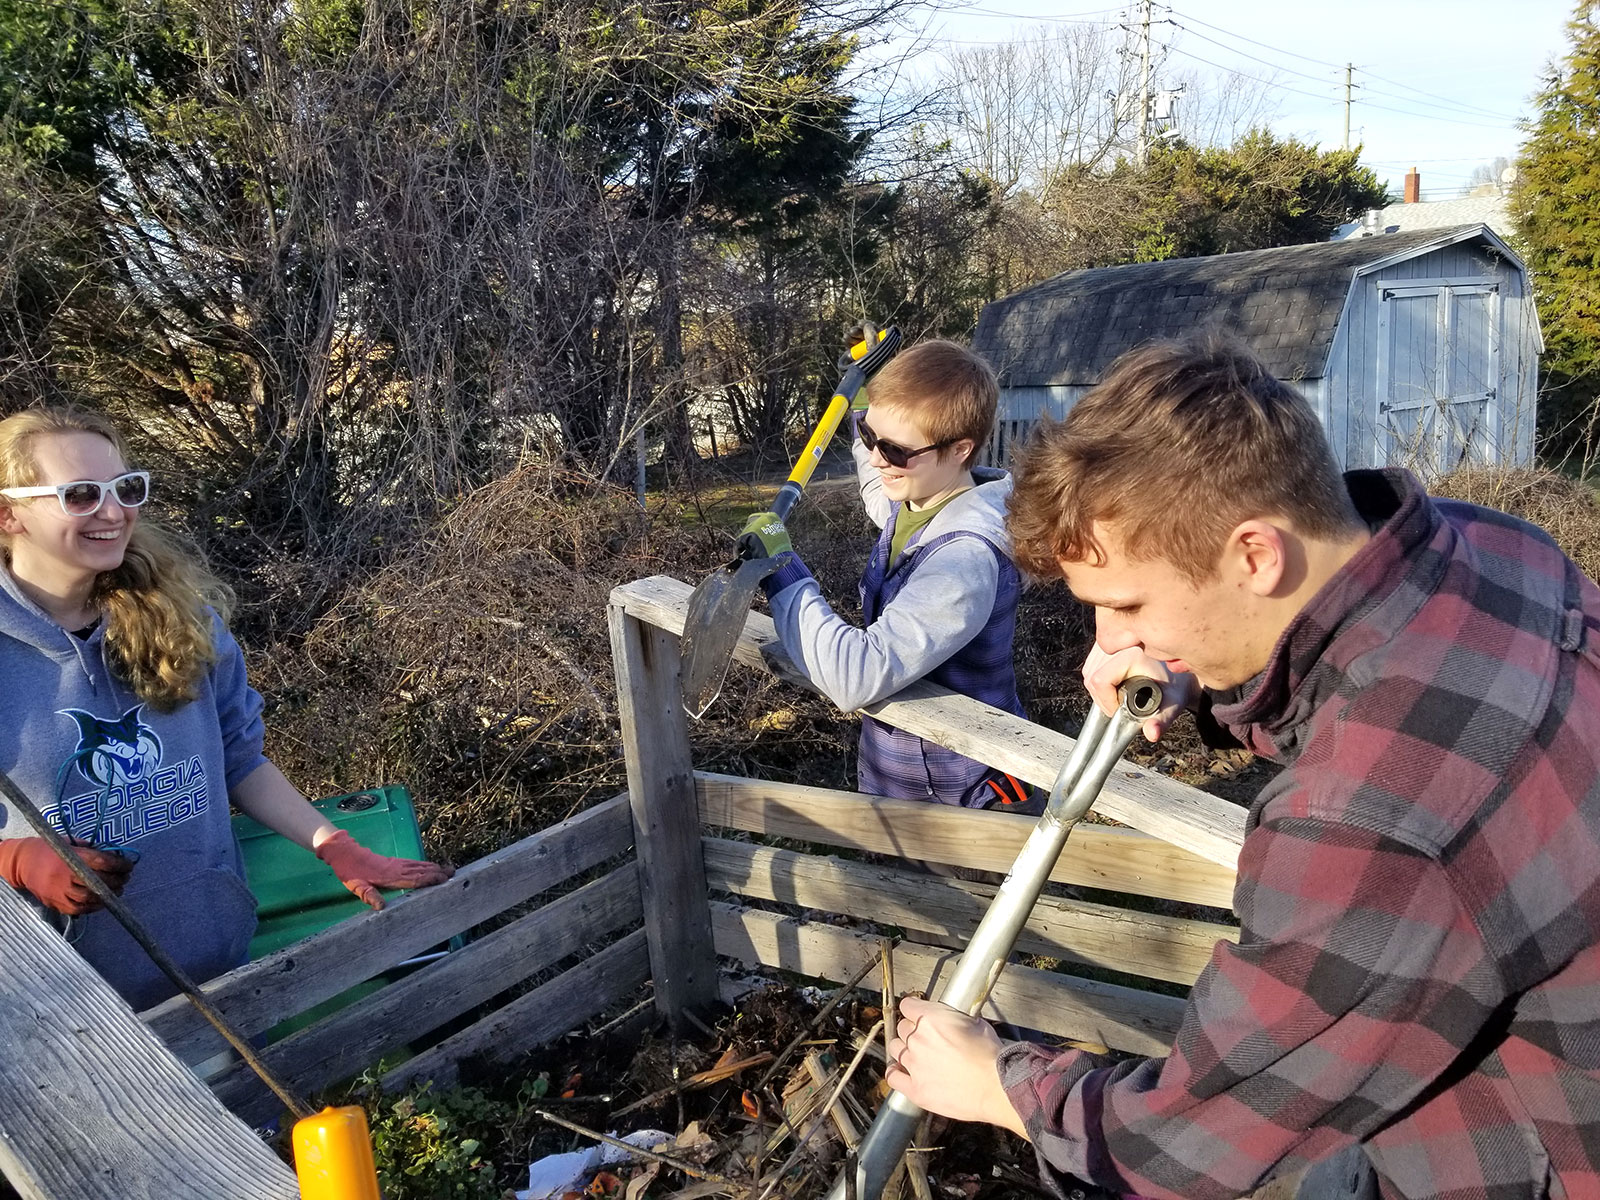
294 1106 383 1200
775 325 903 519
849 324 890 361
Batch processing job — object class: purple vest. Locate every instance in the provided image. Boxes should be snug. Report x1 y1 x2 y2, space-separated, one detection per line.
856 510 1026 807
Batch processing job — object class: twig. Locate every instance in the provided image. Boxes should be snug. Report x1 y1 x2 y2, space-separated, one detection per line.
754 942 896 1095
880 936 896 1071
612 1052 775 1118
905 1114 935 1200
534 1109 730 1184
754 1082 803 1177
805 1051 862 1149
681 1006 717 1039
589 993 655 1040
754 1020 884 1200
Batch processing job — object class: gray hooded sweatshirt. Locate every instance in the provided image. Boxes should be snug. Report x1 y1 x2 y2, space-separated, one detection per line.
766 439 1018 711
0 564 266 1011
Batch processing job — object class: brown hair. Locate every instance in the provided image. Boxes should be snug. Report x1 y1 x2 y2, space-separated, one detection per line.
864 339 999 467
1006 335 1363 582
0 407 233 711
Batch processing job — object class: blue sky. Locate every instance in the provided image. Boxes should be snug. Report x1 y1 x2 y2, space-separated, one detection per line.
895 0 1576 196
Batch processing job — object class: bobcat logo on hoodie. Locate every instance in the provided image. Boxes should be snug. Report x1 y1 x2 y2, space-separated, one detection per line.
60 705 164 788
49 705 208 845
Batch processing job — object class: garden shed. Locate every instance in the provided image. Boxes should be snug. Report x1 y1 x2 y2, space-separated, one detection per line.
972 224 1542 478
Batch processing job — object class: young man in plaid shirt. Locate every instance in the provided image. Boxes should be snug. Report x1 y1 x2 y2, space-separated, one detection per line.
885 337 1600 1199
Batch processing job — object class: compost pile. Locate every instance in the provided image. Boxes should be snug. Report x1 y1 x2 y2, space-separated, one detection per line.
457 974 1111 1200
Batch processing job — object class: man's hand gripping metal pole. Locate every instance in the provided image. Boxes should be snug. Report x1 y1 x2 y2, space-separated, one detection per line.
825 678 1165 1200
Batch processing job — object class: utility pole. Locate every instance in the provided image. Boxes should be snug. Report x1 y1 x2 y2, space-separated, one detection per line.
1136 0 1154 164
1343 63 1354 151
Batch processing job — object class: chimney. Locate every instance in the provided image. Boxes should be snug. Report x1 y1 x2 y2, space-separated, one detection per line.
1361 208 1384 237
1404 167 1421 203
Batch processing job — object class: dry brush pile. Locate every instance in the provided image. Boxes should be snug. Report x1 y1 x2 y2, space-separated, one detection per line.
249 463 898 865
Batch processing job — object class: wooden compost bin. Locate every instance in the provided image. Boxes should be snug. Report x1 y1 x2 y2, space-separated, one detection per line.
608 575 1246 1049
0 574 1246 1199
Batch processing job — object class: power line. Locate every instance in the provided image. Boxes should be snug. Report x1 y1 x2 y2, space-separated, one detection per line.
1165 43 1518 132
1357 82 1522 124
1359 66 1525 124
1164 5 1345 70
1366 157 1514 165
918 2 1528 132
1165 5 1523 124
1353 96 1517 131
1163 44 1360 107
1166 18 1340 89
928 3 1123 22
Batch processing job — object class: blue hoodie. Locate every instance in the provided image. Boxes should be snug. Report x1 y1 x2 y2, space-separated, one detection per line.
0 563 266 1011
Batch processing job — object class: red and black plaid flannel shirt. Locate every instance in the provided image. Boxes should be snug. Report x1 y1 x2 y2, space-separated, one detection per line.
998 469 1600 1199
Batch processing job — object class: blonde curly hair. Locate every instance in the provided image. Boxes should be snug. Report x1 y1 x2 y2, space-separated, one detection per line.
0 407 233 711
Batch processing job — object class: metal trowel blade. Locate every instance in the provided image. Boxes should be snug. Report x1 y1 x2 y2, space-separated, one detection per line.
680 555 782 718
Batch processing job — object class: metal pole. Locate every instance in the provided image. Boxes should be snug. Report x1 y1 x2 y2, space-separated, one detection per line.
1343 63 1353 151
635 425 647 510
825 679 1164 1200
1136 0 1153 165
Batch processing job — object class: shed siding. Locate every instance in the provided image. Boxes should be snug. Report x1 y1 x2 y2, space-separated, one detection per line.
984 386 1087 467
1323 293 1358 467
1335 241 1534 475
982 230 1537 473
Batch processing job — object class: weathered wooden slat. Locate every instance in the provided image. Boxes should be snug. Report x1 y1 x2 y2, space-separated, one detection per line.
614 575 1245 869
696 773 1237 911
145 793 635 1067
214 865 645 1125
710 902 1184 1057
703 839 1234 986
608 601 720 1027
378 928 653 1095
0 883 299 1200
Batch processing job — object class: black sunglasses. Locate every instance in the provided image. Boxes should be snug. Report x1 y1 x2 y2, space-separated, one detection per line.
857 417 956 470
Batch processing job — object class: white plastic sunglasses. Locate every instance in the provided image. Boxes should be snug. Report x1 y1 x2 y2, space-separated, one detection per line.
1 470 151 516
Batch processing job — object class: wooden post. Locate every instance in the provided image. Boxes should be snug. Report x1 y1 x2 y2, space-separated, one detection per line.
0 882 300 1199
608 599 720 1028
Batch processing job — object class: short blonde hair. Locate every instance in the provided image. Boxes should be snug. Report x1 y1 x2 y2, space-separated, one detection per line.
865 340 999 468
1007 336 1363 583
0 407 232 710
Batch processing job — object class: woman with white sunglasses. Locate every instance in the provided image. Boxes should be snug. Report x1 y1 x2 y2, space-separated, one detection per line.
0 406 452 1010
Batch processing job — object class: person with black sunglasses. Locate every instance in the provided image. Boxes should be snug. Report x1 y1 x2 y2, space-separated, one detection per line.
0 406 453 1011
739 339 1033 814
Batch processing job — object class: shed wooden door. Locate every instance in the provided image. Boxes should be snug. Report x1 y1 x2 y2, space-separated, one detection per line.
1375 280 1501 477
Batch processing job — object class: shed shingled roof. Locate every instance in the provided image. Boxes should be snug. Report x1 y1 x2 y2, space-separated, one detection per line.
973 226 1486 387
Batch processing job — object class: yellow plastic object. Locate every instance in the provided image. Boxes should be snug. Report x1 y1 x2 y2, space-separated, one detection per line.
848 326 887 360
293 1105 382 1200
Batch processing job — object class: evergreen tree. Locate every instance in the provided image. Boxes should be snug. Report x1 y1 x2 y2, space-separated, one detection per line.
1512 0 1600 458
1126 130 1388 261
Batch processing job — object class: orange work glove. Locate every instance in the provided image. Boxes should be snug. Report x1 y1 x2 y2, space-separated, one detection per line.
0 836 136 915
313 830 453 910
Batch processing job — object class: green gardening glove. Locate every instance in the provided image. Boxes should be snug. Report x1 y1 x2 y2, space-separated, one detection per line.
737 511 793 561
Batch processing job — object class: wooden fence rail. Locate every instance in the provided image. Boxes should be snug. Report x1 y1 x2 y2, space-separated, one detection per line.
0 881 299 1200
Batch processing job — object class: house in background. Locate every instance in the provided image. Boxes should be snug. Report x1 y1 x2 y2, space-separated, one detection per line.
971 224 1541 479
1331 166 1516 241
